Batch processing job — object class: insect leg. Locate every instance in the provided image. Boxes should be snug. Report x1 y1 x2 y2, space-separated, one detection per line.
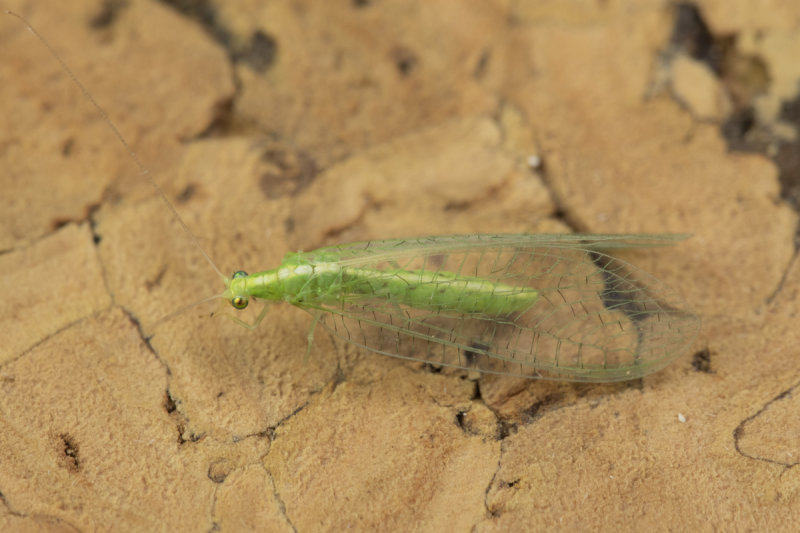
305 312 322 363
226 302 270 330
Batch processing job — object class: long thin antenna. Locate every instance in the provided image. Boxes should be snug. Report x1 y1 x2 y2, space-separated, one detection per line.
8 10 227 280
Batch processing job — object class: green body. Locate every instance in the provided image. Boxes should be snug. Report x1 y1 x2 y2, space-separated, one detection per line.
226 252 538 315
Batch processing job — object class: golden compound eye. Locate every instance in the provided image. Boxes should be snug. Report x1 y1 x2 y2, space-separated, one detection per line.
232 296 248 310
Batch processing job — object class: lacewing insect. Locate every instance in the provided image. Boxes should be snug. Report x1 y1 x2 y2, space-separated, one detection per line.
12 12 699 382
224 234 698 381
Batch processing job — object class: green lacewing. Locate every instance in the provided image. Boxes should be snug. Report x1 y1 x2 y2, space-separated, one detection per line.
223 234 698 381
14 12 698 382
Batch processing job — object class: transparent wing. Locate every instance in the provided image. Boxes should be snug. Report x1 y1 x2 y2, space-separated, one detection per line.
300 233 691 266
300 240 698 382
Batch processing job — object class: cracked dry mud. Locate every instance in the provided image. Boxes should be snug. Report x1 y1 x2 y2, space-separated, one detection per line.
2 1 800 531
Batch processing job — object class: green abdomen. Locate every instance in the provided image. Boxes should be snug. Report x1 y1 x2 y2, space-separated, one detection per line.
305 264 538 315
